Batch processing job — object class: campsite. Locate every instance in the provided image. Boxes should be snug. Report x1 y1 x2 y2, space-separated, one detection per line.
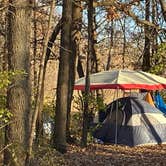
0 0 166 165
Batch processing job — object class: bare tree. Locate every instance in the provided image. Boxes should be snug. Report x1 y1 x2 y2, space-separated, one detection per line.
66 0 82 143
106 21 114 71
53 0 72 153
81 0 94 147
34 0 58 146
142 0 151 71
26 0 55 162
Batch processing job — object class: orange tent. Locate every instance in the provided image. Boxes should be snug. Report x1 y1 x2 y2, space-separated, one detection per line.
145 92 155 107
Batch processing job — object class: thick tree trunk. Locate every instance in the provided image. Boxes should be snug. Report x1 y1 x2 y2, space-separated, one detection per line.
4 1 31 165
66 0 82 143
53 0 72 153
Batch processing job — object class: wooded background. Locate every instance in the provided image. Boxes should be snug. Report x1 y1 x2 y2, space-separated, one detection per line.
0 0 166 165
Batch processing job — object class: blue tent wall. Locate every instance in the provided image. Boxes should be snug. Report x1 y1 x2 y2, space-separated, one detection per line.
154 93 166 114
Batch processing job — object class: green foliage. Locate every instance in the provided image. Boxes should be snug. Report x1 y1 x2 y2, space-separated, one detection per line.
96 95 106 111
73 93 105 114
0 70 26 90
0 71 11 89
0 108 13 124
0 70 24 127
39 101 55 138
150 43 166 101
70 112 82 141
160 90 166 102
150 43 166 75
73 93 106 143
0 71 16 90
43 101 55 119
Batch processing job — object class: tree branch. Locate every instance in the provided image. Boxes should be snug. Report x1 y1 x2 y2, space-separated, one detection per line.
45 18 62 64
93 0 161 30
0 143 12 154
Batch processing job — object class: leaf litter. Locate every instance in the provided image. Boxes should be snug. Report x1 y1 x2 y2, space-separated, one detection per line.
32 143 166 166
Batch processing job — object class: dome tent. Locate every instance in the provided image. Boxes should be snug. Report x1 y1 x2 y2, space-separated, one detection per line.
93 96 166 146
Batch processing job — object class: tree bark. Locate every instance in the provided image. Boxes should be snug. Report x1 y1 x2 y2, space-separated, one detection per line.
90 5 98 74
151 0 157 57
120 17 126 69
77 58 85 77
81 0 93 147
53 0 72 153
4 1 32 165
26 0 55 162
45 18 62 63
106 21 114 71
142 0 151 71
36 0 54 146
33 0 37 102
66 0 82 143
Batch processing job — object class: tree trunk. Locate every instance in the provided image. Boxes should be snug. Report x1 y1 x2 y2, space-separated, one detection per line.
33 0 37 102
106 21 114 71
121 17 126 69
77 58 85 77
35 0 54 146
32 0 43 146
142 0 151 71
26 0 55 163
151 0 157 57
4 1 32 165
90 4 98 73
53 0 72 153
66 0 82 143
81 0 93 147
45 19 62 63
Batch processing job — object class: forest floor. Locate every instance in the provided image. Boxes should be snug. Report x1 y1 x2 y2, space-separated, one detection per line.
32 143 166 166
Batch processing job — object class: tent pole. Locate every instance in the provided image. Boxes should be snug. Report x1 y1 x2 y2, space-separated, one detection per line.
108 90 116 121
104 89 116 124
115 88 119 145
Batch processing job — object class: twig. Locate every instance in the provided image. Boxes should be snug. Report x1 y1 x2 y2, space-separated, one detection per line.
0 143 12 154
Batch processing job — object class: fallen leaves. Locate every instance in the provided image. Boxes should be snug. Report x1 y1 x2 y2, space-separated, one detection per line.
64 144 166 166
32 143 166 166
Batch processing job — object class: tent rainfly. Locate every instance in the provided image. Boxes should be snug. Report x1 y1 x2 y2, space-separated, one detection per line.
74 70 166 90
